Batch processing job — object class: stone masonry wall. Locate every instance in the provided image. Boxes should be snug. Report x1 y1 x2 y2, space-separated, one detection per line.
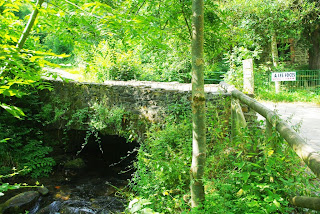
293 41 309 65
40 80 230 138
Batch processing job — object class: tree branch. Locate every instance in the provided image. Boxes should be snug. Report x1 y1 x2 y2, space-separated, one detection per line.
17 0 45 49
134 0 146 15
179 0 192 39
63 0 103 19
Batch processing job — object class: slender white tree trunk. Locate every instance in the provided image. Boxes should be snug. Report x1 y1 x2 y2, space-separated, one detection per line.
190 0 206 208
271 33 280 93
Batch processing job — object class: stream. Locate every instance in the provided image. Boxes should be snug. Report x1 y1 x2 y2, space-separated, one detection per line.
31 170 128 214
1 134 138 214
1 164 132 214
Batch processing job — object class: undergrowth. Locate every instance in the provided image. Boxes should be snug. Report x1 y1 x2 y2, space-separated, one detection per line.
255 89 320 104
0 90 55 178
254 65 320 104
128 97 317 213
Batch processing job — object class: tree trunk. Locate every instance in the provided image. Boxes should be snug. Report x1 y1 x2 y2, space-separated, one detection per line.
271 33 281 93
271 33 279 67
17 0 45 50
309 25 320 70
190 0 206 208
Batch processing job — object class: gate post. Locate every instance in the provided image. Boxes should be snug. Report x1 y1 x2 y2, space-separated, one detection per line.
243 59 254 94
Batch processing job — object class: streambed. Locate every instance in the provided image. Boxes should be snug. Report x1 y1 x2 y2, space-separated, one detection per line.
1 163 132 214
1 133 138 214
32 170 128 213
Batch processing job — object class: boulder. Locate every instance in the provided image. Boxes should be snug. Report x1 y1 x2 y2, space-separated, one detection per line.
0 191 39 213
64 158 86 169
37 186 49 196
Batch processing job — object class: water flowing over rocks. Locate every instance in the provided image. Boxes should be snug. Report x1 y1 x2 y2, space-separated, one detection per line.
1 174 128 214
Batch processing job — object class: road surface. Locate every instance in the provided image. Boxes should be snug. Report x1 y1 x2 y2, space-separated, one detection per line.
259 101 320 150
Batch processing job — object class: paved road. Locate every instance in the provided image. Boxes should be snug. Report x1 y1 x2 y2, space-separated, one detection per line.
43 67 82 81
259 101 320 150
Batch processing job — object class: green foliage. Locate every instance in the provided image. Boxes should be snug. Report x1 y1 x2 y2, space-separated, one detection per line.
254 65 320 103
137 44 192 83
0 47 56 179
20 140 55 178
0 178 42 197
202 123 315 213
0 91 56 178
0 183 20 197
89 103 127 133
132 121 192 213
224 46 262 89
256 89 320 104
127 197 160 214
83 40 141 82
43 99 129 136
76 37 193 83
131 98 316 213
0 0 61 181
40 98 139 157
43 33 74 64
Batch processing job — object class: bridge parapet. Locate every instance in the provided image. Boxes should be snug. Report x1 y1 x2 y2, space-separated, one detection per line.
103 80 221 93
40 80 229 138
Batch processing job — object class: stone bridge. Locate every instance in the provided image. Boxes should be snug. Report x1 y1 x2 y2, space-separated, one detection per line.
40 80 230 141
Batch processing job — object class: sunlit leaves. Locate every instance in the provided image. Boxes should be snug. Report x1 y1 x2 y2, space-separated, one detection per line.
0 183 21 193
0 103 26 119
219 0 299 49
0 1 56 119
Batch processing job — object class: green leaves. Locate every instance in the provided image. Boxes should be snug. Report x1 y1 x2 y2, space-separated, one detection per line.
0 183 21 196
127 198 160 214
0 103 25 119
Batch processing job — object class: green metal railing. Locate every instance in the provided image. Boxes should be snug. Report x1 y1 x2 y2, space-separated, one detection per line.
204 71 225 84
206 70 320 94
280 70 320 93
261 70 320 94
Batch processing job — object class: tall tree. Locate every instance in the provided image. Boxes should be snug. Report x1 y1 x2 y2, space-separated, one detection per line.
299 0 320 69
271 32 281 92
220 0 298 64
190 0 206 208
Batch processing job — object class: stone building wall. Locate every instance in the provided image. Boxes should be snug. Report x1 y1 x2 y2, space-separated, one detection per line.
292 40 309 65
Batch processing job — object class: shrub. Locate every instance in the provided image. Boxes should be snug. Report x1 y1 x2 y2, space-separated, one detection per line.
130 98 316 213
0 91 55 178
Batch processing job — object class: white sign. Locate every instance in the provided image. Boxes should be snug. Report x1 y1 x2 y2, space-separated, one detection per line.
271 72 296 82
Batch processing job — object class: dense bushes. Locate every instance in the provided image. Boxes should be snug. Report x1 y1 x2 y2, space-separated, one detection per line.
131 122 193 212
129 98 316 213
0 90 55 178
0 39 56 179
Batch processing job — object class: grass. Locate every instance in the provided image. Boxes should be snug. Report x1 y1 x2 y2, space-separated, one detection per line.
255 89 320 105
